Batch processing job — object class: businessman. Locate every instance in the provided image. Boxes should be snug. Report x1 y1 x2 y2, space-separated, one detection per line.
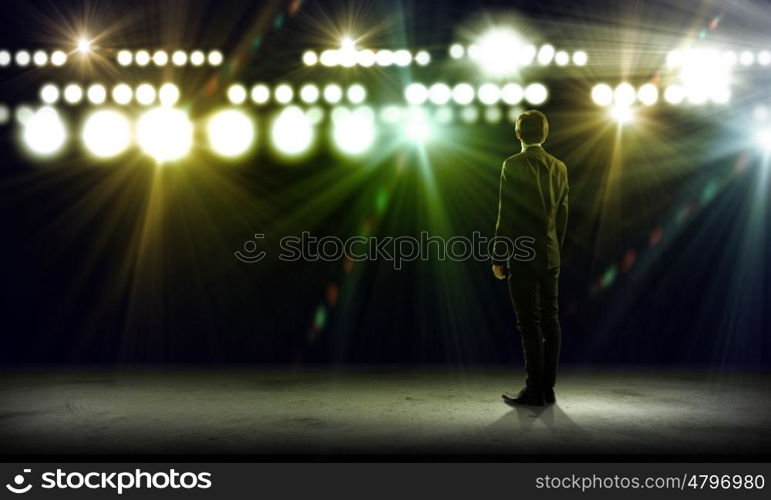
492 110 569 406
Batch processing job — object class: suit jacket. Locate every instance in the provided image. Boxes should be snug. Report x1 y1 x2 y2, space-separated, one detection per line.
493 145 569 269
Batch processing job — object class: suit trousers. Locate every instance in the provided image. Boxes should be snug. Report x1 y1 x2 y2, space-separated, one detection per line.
507 266 561 392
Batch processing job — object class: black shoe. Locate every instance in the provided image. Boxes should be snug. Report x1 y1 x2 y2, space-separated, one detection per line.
502 388 544 406
544 389 556 404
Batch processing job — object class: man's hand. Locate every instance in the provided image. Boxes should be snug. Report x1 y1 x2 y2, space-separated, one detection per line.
492 264 506 280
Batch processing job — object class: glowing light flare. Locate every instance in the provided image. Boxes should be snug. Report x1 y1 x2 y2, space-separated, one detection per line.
591 83 613 106
475 28 524 77
756 128 771 152
452 83 475 105
613 83 636 106
404 108 432 142
346 84 366 104
478 83 501 105
572 51 588 66
271 106 314 157
251 84 270 104
112 84 133 105
332 107 376 156
428 83 451 105
40 84 60 104
207 109 256 159
637 83 658 106
158 83 180 106
22 107 67 157
323 84 343 104
63 84 83 104
227 84 247 105
87 84 107 105
501 83 523 105
136 107 193 163
524 83 548 105
77 38 91 54
405 83 428 105
609 104 634 124
81 109 131 158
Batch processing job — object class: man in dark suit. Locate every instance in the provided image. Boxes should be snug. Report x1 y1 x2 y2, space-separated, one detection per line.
492 110 569 406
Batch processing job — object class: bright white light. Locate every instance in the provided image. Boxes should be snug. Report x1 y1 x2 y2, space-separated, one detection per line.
357 49 375 67
152 50 168 66
323 84 343 104
572 50 588 66
524 83 548 105
755 128 771 151
405 83 428 105
415 50 431 66
404 108 432 142
478 83 501 105
609 104 634 124
339 38 357 67
77 38 91 54
302 50 318 66
0 50 10 66
394 50 412 67
375 49 394 67
251 84 270 104
15 105 34 125
460 106 479 123
333 107 376 156
135 50 150 66
112 84 133 105
22 107 67 157
117 50 132 66
667 50 684 68
33 50 47 66
227 84 247 105
476 28 523 77
63 84 83 104
484 106 503 123
274 84 293 104
501 83 523 105
449 44 464 59
15 50 30 66
637 83 658 106
680 49 731 106
554 50 569 66
136 107 193 163
300 84 319 104
158 83 180 106
207 109 256 158
135 83 156 106
591 83 613 106
347 84 366 104
172 50 187 66
664 84 685 105
758 51 771 66
320 49 340 67
452 83 475 105
711 86 731 104
271 106 314 157
208 50 223 66
428 83 451 105
519 45 536 65
50 50 67 66
613 82 636 106
722 51 737 66
40 84 60 104
467 44 479 60
537 44 555 65
81 109 131 159
86 84 107 105
739 50 754 66
190 50 205 66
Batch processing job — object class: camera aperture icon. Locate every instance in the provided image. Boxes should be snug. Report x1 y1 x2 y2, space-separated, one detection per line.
6 469 32 494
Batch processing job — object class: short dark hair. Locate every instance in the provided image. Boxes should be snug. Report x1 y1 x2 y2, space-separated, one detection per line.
515 110 549 144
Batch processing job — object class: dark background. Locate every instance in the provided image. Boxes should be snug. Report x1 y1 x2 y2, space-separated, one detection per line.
0 0 769 366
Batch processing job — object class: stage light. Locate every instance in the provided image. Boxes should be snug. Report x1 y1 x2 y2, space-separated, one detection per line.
519 45 536 66
15 105 34 125
338 37 357 67
63 84 83 104
117 50 132 66
686 86 709 105
680 49 731 104
404 107 432 142
271 106 314 157
637 83 658 106
449 44 464 59
666 50 684 68
22 106 67 157
664 84 685 105
739 50 754 66
405 83 428 105
613 83 636 106
207 108 255 159
50 50 67 66
524 83 548 105
722 51 737 66
158 83 180 106
227 84 247 105
572 50 588 66
428 83 451 105
33 50 48 66
86 84 107 105
467 44 480 60
475 28 523 77
152 50 168 66
112 84 133 105
275 84 293 104
478 83 501 105
135 50 150 66
484 106 503 124
380 106 402 124
136 84 156 106
40 84 60 104
537 44 555 65
755 128 771 152
300 84 320 104
452 83 475 105
320 49 340 67
332 106 376 156
190 50 205 66
375 49 394 66
81 109 131 159
609 104 634 124
136 107 193 163
324 84 343 104
347 84 366 104
331 106 350 124
15 50 30 66
172 50 187 66
435 106 453 124
415 50 430 66
0 50 10 66
357 49 375 67
302 50 318 66
460 106 479 123
591 84 613 106
759 50 771 66
77 38 91 54
711 86 730 105
554 50 569 66
306 107 324 125
208 50 223 66
394 50 412 67
251 84 270 104
501 83 523 105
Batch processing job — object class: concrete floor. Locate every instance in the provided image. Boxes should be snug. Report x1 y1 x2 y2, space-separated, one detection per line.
1 368 769 458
